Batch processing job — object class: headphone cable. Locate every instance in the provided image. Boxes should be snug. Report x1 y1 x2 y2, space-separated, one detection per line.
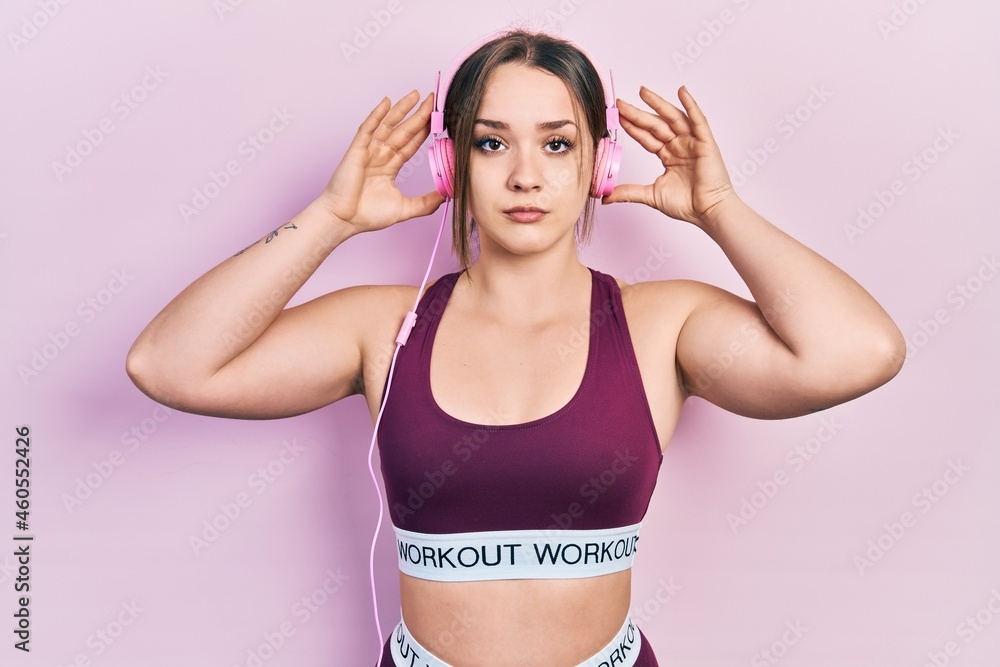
367 198 450 663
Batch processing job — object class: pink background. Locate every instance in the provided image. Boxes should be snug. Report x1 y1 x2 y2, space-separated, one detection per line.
5 0 999 665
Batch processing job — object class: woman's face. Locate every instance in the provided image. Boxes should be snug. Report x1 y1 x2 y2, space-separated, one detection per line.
467 62 593 261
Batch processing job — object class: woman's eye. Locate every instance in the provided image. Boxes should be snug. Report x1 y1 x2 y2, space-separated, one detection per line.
475 136 505 153
545 138 573 154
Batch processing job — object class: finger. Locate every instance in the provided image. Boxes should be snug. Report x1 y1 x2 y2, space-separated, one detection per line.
400 189 447 221
388 120 432 169
349 97 392 153
601 182 654 207
385 93 435 155
637 86 693 137
677 85 716 143
373 90 422 143
619 113 676 162
618 98 682 147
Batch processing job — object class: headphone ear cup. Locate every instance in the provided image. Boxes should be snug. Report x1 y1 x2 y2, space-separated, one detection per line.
428 137 455 198
591 137 623 198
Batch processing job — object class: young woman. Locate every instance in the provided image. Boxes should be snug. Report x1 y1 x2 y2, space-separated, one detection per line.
127 29 905 667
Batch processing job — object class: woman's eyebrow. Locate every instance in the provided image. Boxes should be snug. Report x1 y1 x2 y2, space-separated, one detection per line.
474 119 578 131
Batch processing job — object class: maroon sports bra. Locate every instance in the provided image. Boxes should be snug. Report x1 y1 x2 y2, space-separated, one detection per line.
376 267 662 536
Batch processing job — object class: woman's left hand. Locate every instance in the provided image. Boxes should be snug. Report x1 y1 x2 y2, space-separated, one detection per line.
603 86 736 227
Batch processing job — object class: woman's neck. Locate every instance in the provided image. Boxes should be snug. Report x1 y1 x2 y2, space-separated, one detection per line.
457 250 592 326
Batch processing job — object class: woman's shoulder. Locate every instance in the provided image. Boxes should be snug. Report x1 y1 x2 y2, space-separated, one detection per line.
613 273 724 331
319 274 456 333
599 266 693 301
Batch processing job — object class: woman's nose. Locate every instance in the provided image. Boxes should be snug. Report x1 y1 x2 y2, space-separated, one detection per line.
507 150 544 191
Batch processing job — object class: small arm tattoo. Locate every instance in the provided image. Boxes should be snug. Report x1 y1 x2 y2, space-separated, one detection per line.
265 223 298 243
233 223 298 256
233 239 260 257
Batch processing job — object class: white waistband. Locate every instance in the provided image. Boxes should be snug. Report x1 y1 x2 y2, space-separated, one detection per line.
390 611 642 667
393 523 642 582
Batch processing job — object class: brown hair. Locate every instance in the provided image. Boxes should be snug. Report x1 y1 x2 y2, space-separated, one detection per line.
443 30 609 272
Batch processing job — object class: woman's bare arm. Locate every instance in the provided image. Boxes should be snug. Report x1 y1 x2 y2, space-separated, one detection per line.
126 91 445 418
127 204 362 418
607 86 905 418
678 196 904 417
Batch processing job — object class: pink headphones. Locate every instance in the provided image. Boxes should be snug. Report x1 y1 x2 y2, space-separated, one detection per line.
427 31 623 200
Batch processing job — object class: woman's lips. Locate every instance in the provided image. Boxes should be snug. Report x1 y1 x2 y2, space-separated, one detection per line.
504 208 546 223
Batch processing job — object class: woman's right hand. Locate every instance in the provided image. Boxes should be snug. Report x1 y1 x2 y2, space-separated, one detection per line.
318 90 446 233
